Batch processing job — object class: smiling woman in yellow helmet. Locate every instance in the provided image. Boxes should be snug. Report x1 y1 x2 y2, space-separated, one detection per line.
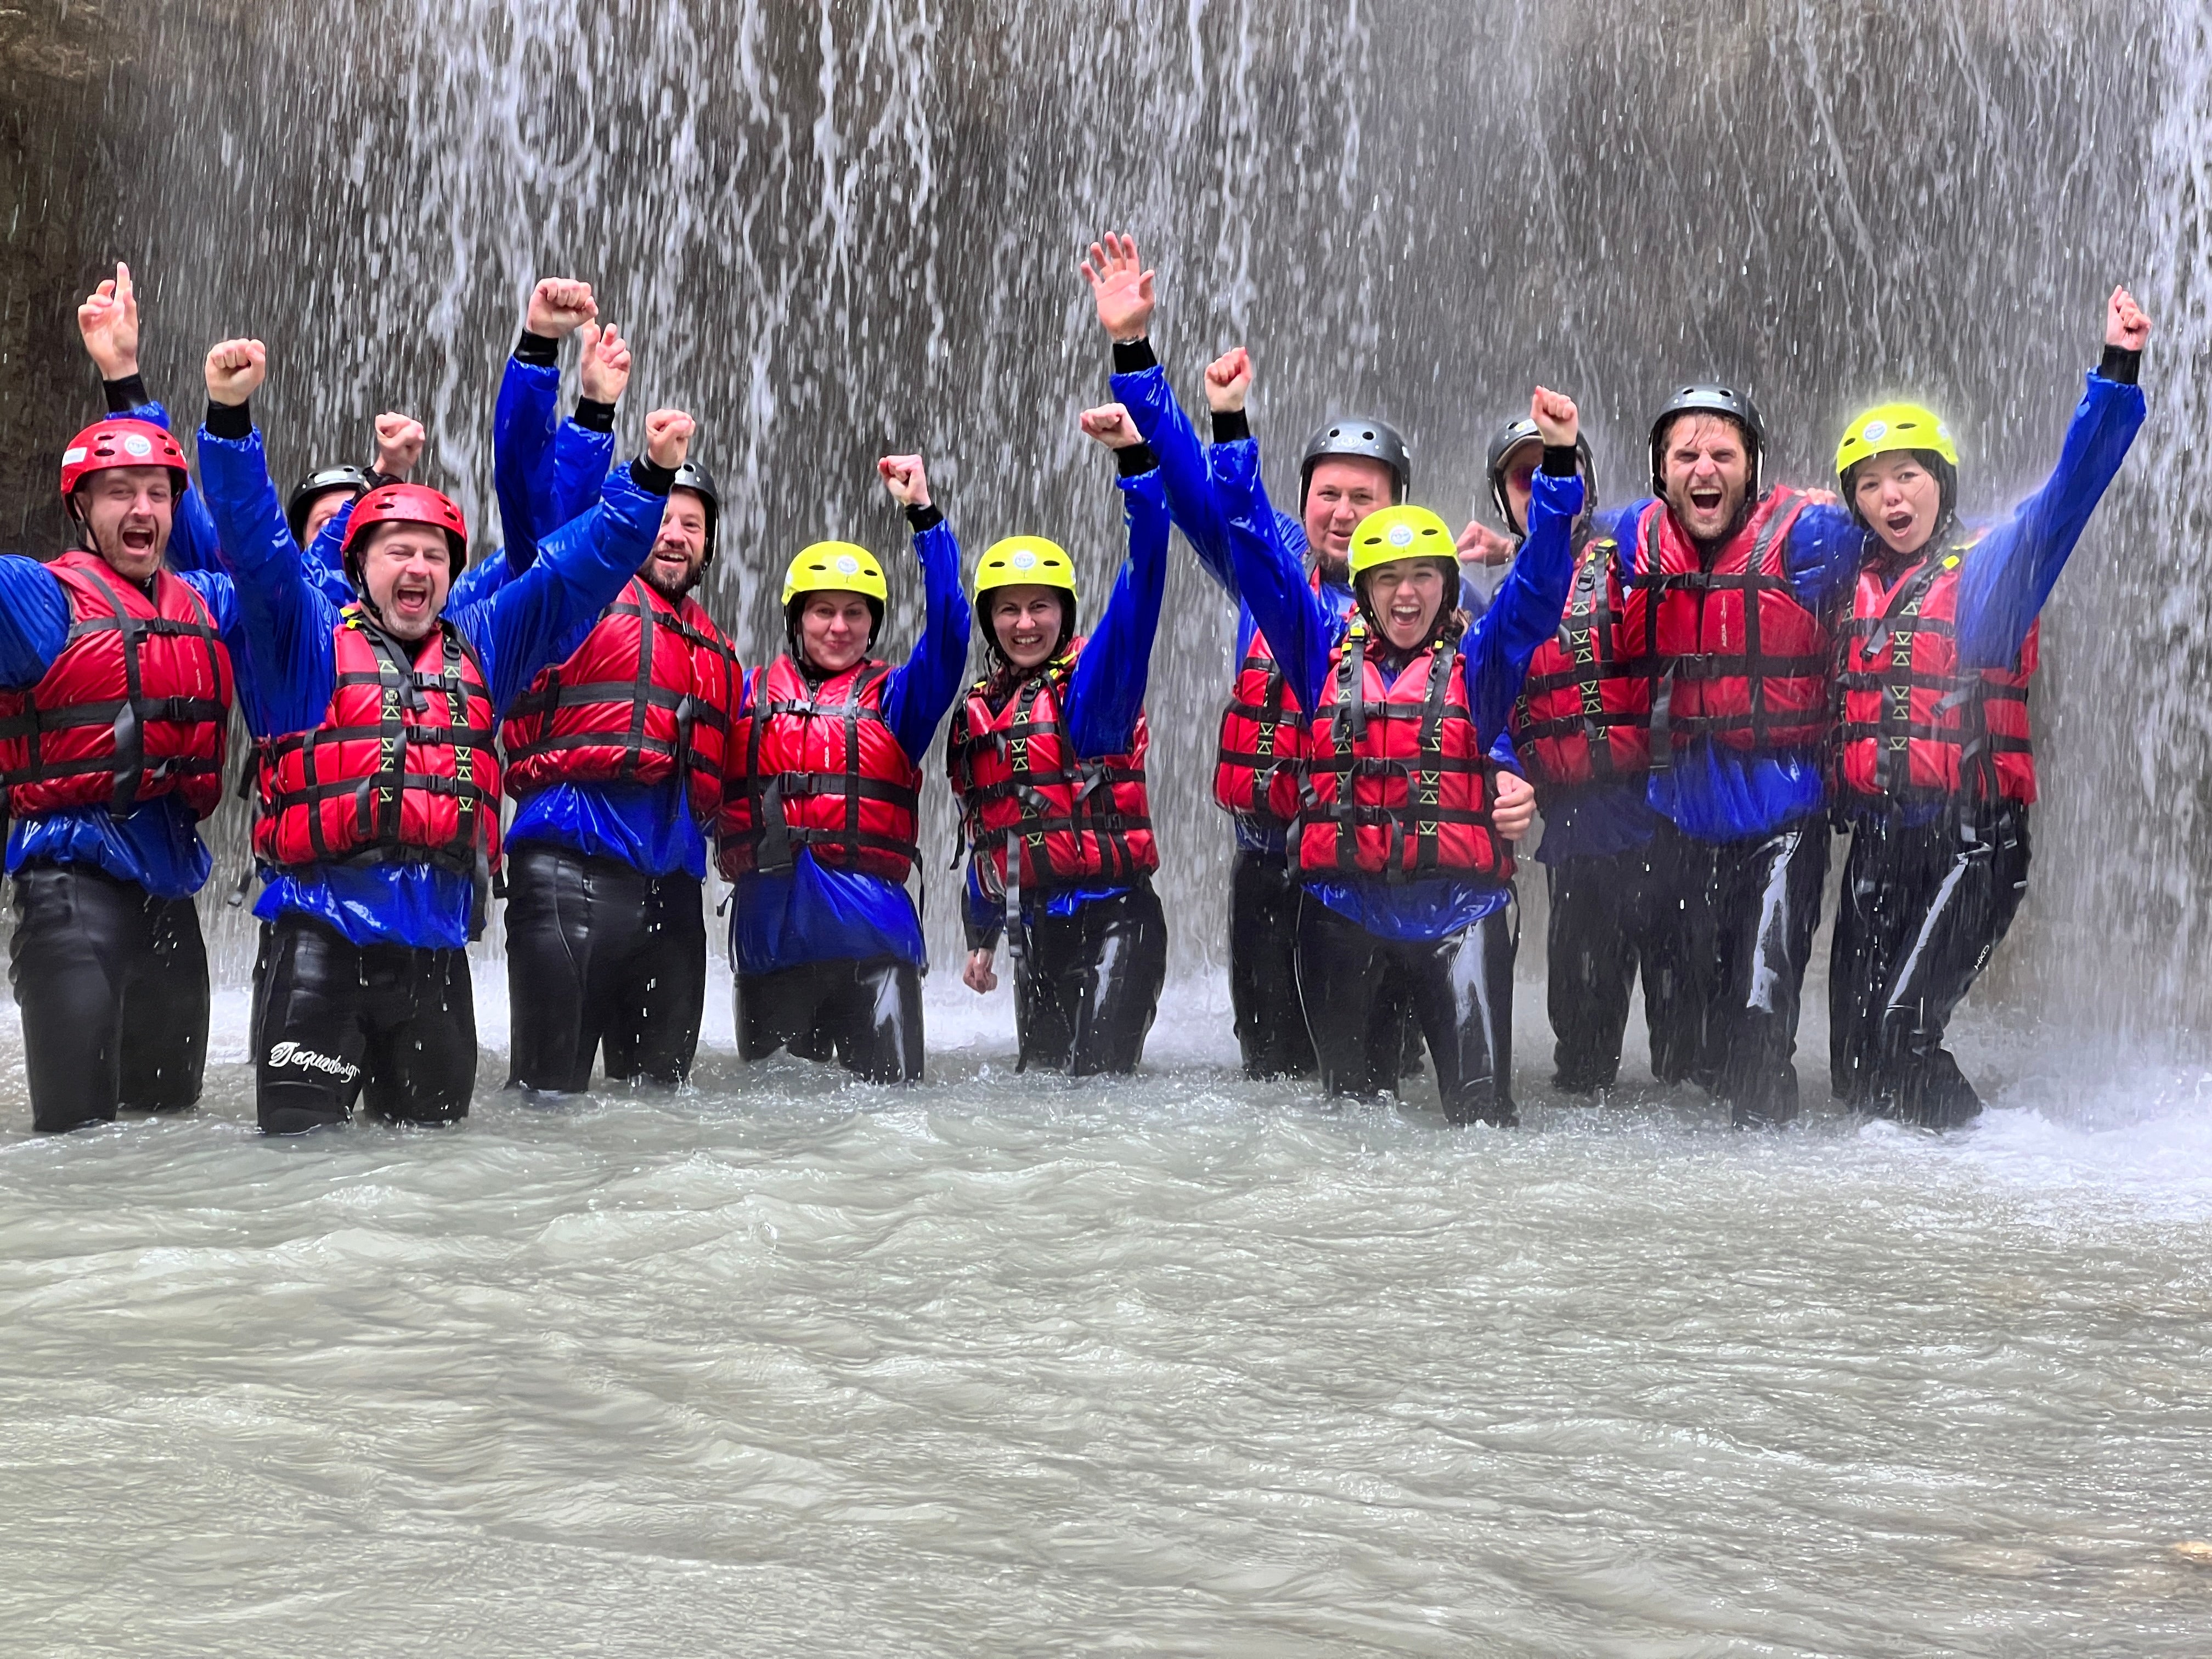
1202 386 1583 1127
945 402 1171 1076
715 453 973 1085
1829 285 2152 1128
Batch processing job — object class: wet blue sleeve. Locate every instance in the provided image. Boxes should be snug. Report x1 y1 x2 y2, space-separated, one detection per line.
300 512 356 607
1782 499 1870 612
493 354 561 574
1490 729 1521 771
177 570 240 640
1067 467 1170 757
1464 470 1582 740
197 425 340 735
551 418 616 532
1112 362 1239 599
1214 438 1332 715
1954 370 2147 670
448 542 518 611
0 557 69 685
881 518 974 761
461 461 666 714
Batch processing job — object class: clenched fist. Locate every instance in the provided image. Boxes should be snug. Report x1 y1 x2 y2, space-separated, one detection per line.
526 277 597 340
1492 769 1537 842
374 413 427 481
878 454 930 508
1530 385 1579 449
644 408 695 471
1079 403 1142 450
1204 347 1252 415
204 338 267 407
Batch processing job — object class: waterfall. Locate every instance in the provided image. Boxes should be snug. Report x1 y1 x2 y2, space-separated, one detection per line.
65 0 2194 1042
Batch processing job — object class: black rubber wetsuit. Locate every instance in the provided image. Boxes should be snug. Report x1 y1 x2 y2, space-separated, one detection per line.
1543 840 1705 1093
1005 881 1169 1076
736 955 924 1084
504 844 707 1092
9 862 210 1132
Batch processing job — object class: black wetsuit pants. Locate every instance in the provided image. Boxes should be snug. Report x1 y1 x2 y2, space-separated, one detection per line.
1646 816 1830 1126
1227 848 1318 1079
1830 805 2030 1128
1295 893 1518 1126
252 912 477 1134
737 956 924 1084
503 844 707 1093
1014 881 1170 1076
1543 842 1704 1093
9 861 209 1133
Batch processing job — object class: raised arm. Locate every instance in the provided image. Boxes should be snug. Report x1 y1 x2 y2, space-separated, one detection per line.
875 454 975 759
1954 285 2151 669
465 406 689 713
1211 438 1333 716
1065 404 1168 757
550 319 625 529
1464 388 1585 740
195 337 340 735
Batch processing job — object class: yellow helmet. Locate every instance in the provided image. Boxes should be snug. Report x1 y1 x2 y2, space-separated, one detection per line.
781 540 888 606
973 535 1078 599
1348 504 1457 579
1834 402 1959 481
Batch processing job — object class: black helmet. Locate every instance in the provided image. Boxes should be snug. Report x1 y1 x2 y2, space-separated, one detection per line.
1486 416 1597 537
1647 383 1764 498
669 459 721 556
1300 416 1410 510
286 465 374 545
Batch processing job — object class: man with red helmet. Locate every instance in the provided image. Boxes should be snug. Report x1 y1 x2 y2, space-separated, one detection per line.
193 335 693 1135
0 412 241 1131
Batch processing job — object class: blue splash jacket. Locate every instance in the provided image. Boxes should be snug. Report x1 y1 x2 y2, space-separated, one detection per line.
199 415 667 949
1216 442 1578 942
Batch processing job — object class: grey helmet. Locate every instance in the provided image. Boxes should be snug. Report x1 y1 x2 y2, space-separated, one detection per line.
1485 416 1596 537
669 459 721 555
1299 416 1410 511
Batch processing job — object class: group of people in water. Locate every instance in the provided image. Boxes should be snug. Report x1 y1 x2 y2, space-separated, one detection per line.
2 238 2151 1137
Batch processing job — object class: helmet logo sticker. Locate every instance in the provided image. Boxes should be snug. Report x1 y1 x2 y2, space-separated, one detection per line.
1863 420 1889 442
122 433 153 458
836 555 860 575
63 447 87 465
1387 524 1414 549
1012 549 1037 569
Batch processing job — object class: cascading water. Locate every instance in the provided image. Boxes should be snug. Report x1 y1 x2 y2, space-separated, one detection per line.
2 3 2210 1652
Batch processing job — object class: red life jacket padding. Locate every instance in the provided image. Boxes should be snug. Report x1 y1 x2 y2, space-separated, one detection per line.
0 549 233 820
501 576 738 824
1214 627 1307 827
1836 535 2036 805
947 639 1158 897
717 654 920 883
1627 488 1831 761
1509 533 1651 791
1214 569 1330 831
1293 626 1510 884
255 610 500 873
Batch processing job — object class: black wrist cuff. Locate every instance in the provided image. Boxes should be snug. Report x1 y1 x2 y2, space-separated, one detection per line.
2098 344 2141 386
1211 408 1250 443
630 458 676 495
204 400 253 440
1116 442 1158 478
1542 443 1579 477
515 329 559 367
574 397 617 432
103 373 149 414
906 503 944 533
964 919 1004 953
1112 338 1157 374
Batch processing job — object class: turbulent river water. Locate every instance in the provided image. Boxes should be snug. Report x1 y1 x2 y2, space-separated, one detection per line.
5 968 2211 1656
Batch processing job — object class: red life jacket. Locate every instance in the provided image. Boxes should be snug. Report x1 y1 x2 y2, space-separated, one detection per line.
0 550 233 821
717 654 920 883
501 577 738 824
1626 488 1830 762
1214 570 1333 830
946 639 1158 896
255 610 500 873
1293 625 1510 884
1509 532 1651 791
1836 534 2036 805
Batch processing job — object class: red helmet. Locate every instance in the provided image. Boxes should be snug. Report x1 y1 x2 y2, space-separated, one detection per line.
60 418 188 499
340 482 470 574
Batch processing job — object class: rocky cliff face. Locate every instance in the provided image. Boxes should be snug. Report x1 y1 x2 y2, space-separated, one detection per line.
0 1 137 553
